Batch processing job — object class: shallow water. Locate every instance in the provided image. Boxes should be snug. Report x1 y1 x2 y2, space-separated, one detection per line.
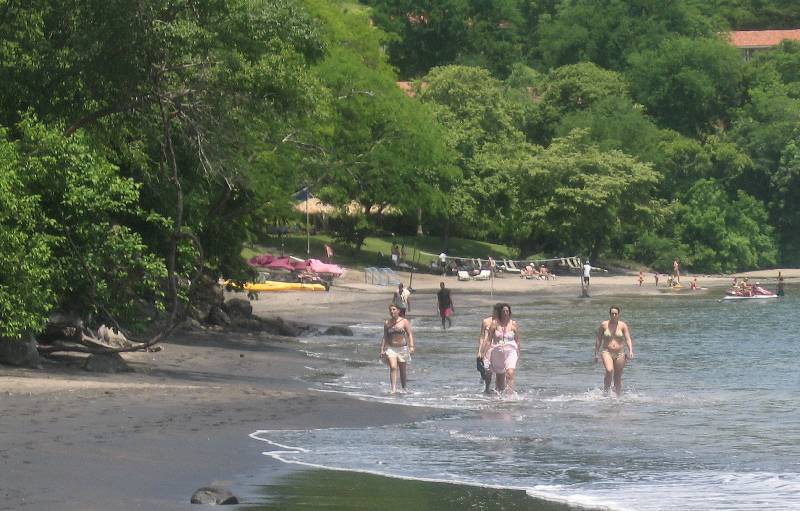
252 290 800 510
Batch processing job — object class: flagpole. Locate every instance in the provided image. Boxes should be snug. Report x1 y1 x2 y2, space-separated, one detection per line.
305 186 310 257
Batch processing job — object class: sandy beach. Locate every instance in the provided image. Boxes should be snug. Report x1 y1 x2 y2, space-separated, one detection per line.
1 267 795 510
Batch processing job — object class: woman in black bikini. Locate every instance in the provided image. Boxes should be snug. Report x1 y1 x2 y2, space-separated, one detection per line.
379 304 415 393
594 305 634 395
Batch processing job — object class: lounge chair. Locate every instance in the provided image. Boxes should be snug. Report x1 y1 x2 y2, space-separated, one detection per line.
474 269 492 281
504 259 521 273
457 270 471 281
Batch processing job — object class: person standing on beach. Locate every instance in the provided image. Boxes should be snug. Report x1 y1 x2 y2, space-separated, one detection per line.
379 304 415 394
594 306 634 395
480 303 520 394
392 283 411 317
436 282 454 330
672 258 681 283
638 271 644 287
439 250 448 275
391 244 401 266
583 260 592 287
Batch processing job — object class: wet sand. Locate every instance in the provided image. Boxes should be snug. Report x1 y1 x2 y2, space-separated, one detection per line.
1 267 795 510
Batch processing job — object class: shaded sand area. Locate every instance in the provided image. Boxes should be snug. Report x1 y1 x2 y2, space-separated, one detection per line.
1 268 796 510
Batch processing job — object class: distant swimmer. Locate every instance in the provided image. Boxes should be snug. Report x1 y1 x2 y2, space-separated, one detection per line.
379 304 415 394
594 305 634 396
480 303 520 394
477 304 501 393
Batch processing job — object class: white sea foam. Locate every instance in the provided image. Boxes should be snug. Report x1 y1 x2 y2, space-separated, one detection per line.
271 294 800 510
249 430 613 510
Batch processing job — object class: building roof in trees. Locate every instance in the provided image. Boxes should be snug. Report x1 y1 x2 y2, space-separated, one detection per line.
396 81 428 98
729 29 800 48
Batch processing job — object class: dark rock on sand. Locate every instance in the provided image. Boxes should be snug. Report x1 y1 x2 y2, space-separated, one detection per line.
322 325 354 336
84 353 132 373
189 274 225 322
0 336 41 368
257 316 304 337
190 486 239 505
222 298 253 319
208 306 232 326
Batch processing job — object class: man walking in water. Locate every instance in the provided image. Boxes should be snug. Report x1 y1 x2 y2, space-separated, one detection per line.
392 283 411 317
436 282 454 330
477 304 501 393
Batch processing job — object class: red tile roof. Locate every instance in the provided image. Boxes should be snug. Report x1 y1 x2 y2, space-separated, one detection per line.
396 81 428 98
729 30 800 48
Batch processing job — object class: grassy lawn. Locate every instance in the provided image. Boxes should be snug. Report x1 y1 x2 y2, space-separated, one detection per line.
242 233 516 269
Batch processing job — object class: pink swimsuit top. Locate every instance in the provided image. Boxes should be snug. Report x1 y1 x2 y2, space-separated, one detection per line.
491 324 516 345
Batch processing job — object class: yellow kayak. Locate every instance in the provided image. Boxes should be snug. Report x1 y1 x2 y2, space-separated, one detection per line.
226 280 326 292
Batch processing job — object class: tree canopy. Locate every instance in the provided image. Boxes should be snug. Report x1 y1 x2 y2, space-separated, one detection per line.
3 0 799 340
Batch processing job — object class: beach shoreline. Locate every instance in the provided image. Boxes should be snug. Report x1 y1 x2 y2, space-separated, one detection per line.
1 268 796 509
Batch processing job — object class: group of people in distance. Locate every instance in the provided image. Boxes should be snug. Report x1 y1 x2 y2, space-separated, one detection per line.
379 283 635 396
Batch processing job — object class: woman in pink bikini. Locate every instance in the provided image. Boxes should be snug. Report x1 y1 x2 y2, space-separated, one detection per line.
594 305 634 395
479 303 520 394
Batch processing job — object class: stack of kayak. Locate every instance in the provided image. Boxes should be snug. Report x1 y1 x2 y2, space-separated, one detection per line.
224 253 345 293
226 280 327 292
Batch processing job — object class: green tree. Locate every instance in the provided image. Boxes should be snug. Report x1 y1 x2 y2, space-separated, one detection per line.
15 117 167 329
693 0 800 30
627 37 747 136
674 179 776 272
419 65 535 240
771 137 800 263
515 129 661 260
527 63 629 144
536 0 714 70
303 1 456 250
555 96 667 164
0 0 329 335
0 129 56 339
361 0 528 78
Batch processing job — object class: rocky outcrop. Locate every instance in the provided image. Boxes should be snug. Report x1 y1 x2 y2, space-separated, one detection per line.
208 306 231 327
190 486 239 505
0 336 40 368
222 298 252 319
84 353 132 373
188 275 224 322
322 325 354 336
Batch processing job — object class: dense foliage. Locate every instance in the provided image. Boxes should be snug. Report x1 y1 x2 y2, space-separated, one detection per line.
1 0 797 339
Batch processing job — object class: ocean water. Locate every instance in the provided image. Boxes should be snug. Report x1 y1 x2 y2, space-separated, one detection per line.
251 290 800 510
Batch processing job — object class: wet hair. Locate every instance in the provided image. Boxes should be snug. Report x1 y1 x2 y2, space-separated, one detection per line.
492 302 503 318
609 305 621 314
498 303 512 316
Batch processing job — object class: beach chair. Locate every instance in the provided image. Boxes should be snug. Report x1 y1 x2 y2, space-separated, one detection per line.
457 270 472 281
474 269 492 281
504 259 521 273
